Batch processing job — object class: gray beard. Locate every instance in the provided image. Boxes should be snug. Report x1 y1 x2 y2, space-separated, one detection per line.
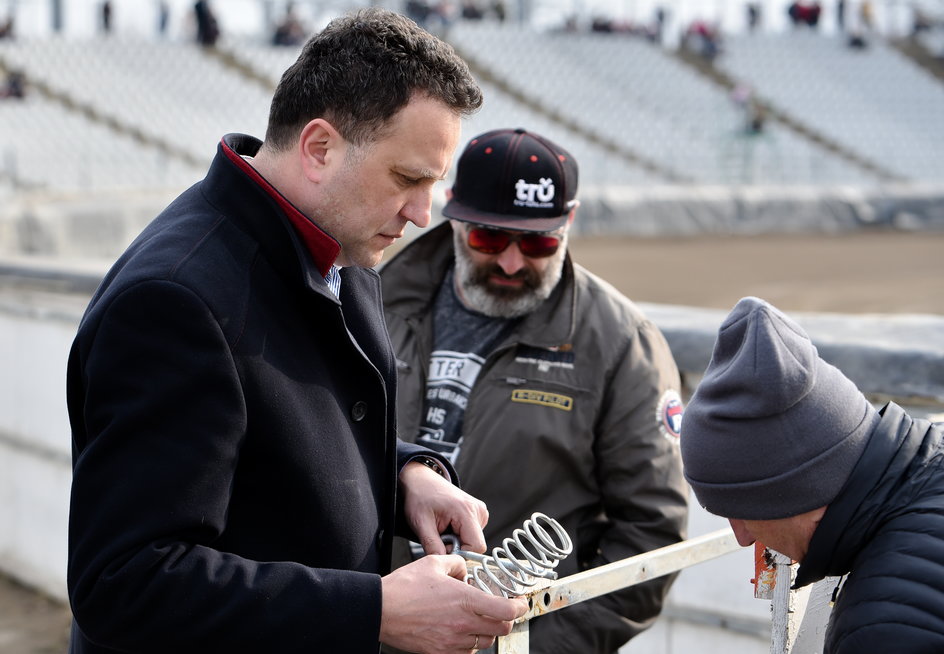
451 227 566 319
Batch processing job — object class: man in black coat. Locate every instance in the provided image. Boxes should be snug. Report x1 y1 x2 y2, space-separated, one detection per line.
681 296 944 653
66 9 526 653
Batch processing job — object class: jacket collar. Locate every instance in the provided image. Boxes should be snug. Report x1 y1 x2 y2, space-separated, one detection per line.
794 402 920 588
218 133 341 278
381 221 577 348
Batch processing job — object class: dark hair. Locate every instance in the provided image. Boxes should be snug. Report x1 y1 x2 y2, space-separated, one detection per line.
264 7 482 150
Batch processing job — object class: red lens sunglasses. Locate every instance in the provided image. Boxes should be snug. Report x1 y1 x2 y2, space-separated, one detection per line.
465 225 562 258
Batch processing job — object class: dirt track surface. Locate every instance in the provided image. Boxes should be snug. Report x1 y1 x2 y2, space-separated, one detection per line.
567 230 944 316
4 230 943 652
0 574 70 653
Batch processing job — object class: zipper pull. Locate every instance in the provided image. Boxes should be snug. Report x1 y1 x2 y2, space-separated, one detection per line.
505 377 527 385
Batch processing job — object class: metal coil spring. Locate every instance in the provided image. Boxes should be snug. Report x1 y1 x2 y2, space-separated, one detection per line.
447 512 573 597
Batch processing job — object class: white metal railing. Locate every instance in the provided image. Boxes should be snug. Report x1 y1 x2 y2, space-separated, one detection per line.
494 529 742 653
491 530 838 654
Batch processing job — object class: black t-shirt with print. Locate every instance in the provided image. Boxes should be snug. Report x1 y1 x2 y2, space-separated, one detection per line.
415 268 519 467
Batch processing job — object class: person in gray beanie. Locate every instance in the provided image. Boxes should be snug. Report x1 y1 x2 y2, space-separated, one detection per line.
681 296 944 653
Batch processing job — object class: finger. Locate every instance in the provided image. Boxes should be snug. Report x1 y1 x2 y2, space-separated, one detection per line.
456 519 487 555
419 531 448 556
475 634 495 651
437 553 470 581
474 499 489 528
472 595 530 623
412 512 448 555
451 504 488 554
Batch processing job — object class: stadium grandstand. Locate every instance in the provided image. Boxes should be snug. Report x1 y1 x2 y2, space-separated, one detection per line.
1 3 943 652
1 0 942 242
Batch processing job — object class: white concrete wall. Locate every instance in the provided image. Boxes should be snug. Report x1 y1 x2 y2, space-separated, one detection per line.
0 294 80 601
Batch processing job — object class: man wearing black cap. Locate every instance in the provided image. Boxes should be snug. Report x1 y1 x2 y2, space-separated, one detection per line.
380 128 688 653
681 296 944 654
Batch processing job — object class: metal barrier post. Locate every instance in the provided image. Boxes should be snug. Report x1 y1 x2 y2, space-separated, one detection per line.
754 543 839 654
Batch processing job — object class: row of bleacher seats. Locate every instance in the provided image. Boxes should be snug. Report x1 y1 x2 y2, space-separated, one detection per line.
917 29 944 58
716 31 944 182
0 92 204 193
1 26 942 195
0 36 272 163
440 23 895 185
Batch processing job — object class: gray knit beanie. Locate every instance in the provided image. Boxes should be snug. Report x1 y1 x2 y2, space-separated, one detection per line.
681 297 880 520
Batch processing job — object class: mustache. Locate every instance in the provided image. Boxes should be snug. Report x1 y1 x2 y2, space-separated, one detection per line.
471 264 539 290
487 267 529 281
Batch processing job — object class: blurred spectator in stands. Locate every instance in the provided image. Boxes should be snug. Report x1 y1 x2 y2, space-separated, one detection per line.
425 0 459 32
837 0 846 32
0 70 25 99
810 3 822 27
859 1 874 31
911 7 933 35
731 83 766 135
460 0 484 21
685 20 723 61
405 0 432 26
157 1 170 37
788 2 821 29
194 0 220 47
652 6 667 43
747 102 767 134
591 15 614 32
847 29 868 49
747 3 761 32
0 15 14 40
100 1 112 35
272 2 306 46
491 0 506 22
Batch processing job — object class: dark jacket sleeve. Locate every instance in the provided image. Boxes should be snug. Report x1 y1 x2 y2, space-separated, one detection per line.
68 280 381 653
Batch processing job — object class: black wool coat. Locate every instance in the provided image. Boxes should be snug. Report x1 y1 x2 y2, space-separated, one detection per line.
66 134 449 653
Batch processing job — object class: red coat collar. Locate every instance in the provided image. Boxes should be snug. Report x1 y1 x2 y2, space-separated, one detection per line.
221 136 340 278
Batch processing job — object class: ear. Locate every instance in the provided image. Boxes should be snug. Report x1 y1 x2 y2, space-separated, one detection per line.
444 187 454 202
565 203 579 229
298 118 341 183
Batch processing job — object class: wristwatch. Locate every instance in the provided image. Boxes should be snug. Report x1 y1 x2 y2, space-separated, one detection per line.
415 455 448 479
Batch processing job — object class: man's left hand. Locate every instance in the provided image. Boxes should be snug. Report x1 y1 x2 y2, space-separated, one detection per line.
400 461 489 555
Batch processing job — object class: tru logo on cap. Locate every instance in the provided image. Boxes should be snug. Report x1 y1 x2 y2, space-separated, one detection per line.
514 177 555 209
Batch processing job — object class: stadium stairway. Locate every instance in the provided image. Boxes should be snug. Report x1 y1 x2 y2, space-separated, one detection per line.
0 51 203 174
890 35 944 83
445 44 693 184
208 42 277 95
671 43 904 184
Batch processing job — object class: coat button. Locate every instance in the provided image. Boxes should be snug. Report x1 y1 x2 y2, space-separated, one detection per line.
351 401 368 422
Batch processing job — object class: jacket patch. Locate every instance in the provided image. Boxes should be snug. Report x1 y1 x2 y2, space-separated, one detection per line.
514 345 575 373
657 389 683 442
511 389 574 411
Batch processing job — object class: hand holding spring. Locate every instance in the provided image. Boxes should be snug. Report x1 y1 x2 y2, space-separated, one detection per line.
444 512 573 597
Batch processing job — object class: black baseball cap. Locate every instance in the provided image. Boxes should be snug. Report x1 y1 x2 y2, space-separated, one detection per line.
443 128 579 233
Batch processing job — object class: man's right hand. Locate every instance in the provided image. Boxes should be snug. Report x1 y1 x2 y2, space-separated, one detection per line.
379 554 529 653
